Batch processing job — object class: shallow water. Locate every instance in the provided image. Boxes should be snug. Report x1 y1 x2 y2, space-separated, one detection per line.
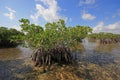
0 46 36 80
0 45 32 60
0 40 120 80
76 39 120 80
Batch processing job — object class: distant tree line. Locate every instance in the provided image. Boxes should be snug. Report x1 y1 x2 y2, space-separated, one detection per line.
0 27 24 48
88 32 120 44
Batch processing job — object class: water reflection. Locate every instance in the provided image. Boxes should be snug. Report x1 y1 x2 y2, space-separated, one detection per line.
0 45 32 60
82 38 120 53
95 44 120 53
0 46 36 80
0 40 120 80
82 38 97 51
80 38 120 62
74 39 120 79
0 47 21 60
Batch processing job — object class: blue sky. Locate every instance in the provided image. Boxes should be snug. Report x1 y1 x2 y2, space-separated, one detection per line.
0 0 120 33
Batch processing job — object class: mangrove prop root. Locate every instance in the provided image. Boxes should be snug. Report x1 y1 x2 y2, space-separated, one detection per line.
31 46 73 72
100 38 120 44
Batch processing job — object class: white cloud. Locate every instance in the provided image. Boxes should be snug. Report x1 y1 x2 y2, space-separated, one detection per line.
10 25 21 31
31 0 66 22
3 6 16 20
93 21 120 34
79 0 95 6
82 12 96 20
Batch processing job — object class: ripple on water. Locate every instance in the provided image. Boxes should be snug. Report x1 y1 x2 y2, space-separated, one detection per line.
0 42 120 80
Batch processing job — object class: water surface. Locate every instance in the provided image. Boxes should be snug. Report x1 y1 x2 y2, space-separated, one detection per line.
0 40 120 80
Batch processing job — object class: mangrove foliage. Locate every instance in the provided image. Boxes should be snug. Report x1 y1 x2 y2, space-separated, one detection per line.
18 18 92 72
0 27 24 48
88 32 120 44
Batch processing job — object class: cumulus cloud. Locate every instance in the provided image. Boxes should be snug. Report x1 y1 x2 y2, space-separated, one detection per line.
31 0 66 22
10 25 21 31
3 6 16 20
82 12 96 20
93 21 120 34
79 0 95 6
